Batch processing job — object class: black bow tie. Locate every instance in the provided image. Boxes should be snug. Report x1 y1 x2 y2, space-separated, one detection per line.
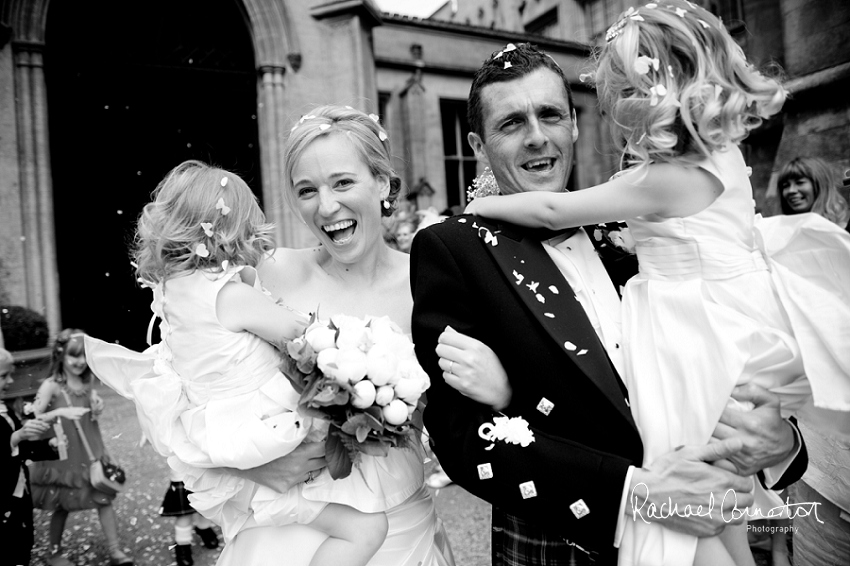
523 226 582 241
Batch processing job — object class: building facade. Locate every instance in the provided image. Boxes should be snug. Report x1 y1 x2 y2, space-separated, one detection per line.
0 0 613 347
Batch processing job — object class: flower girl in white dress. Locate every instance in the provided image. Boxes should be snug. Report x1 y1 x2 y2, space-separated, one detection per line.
85 161 388 566
466 2 850 565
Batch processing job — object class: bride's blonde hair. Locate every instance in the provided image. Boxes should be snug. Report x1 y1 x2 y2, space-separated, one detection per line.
593 0 785 169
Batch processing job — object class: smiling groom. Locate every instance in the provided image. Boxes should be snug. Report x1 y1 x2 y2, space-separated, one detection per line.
410 43 805 565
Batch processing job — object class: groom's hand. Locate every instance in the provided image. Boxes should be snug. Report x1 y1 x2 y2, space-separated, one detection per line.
711 383 797 476
627 438 753 537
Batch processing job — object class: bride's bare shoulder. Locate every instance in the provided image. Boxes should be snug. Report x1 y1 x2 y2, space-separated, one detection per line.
259 246 323 285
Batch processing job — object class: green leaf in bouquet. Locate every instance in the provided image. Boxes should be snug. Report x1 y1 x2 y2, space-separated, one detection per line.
326 424 353 480
279 355 307 394
298 373 327 407
340 413 371 436
355 425 370 443
361 410 385 432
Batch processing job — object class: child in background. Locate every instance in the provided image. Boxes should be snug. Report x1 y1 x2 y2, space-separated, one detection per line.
465 3 850 565
159 466 220 566
85 160 389 566
29 330 132 566
1 348 59 566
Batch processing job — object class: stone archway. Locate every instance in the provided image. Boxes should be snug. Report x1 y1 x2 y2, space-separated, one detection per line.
44 0 261 349
2 0 302 345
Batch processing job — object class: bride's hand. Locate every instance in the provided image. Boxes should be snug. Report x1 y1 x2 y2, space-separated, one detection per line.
435 326 512 411
227 442 327 493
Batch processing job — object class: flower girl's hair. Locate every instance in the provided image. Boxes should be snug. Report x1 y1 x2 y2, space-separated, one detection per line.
134 160 274 286
593 0 786 169
49 329 94 384
282 105 402 218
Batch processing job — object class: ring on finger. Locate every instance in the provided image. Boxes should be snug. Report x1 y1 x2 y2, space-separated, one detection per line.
448 360 454 374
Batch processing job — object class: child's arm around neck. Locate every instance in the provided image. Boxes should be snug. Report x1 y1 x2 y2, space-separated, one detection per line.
464 162 723 228
216 267 309 348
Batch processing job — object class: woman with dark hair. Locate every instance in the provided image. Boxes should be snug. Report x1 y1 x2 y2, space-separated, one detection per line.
778 156 850 230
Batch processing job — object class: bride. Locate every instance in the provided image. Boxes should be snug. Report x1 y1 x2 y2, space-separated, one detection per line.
218 105 456 565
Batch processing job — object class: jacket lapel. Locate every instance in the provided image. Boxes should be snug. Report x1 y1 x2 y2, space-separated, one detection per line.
470 219 633 423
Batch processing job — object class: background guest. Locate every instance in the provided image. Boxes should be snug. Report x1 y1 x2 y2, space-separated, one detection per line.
778 156 850 230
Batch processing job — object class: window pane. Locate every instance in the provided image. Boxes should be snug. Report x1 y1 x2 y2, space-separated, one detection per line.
445 159 460 208
440 99 457 156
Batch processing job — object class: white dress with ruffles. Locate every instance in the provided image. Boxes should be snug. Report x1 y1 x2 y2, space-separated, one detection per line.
617 146 850 566
85 266 455 566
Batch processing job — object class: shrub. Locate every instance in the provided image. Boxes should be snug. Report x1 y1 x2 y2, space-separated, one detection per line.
0 305 49 350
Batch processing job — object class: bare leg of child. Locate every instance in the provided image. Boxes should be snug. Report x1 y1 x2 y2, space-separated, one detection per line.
308 503 389 566
694 536 735 566
769 519 792 566
694 525 755 566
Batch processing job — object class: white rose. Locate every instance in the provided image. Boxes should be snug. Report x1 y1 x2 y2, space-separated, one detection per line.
334 347 368 384
316 347 340 379
305 325 336 352
382 399 409 425
351 380 377 409
366 343 399 386
374 385 395 406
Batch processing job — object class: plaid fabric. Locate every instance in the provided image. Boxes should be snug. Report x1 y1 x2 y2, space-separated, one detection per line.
491 507 617 566
159 481 195 517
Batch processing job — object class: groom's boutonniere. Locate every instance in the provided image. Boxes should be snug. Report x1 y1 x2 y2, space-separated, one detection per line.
592 222 636 256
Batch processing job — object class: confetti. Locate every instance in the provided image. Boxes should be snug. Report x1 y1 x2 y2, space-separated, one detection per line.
195 243 210 258
220 176 228 187
201 222 214 237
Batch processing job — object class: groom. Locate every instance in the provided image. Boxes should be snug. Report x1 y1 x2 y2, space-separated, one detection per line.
410 43 805 565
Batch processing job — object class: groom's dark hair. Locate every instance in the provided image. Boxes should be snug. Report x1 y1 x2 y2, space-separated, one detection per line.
467 43 575 139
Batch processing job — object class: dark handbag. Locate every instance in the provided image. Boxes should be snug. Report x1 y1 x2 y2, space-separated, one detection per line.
60 389 127 495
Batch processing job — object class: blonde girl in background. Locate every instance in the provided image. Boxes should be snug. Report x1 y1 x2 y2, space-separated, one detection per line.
30 329 132 566
465 2 850 565
84 161 389 566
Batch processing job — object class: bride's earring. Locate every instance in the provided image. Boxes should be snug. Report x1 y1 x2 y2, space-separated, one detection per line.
382 199 391 210
466 167 501 201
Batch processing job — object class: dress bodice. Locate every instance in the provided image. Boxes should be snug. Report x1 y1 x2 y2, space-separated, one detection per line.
154 267 281 403
628 146 767 281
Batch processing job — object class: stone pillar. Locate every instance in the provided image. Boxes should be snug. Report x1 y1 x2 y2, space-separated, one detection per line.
12 41 60 334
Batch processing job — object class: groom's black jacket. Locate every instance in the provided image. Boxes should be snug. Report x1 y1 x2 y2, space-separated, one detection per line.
411 215 806 555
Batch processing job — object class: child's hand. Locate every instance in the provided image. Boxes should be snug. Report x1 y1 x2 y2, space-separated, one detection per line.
90 390 105 417
464 197 486 216
14 418 52 443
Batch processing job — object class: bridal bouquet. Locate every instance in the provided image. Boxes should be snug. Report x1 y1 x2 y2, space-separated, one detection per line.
280 314 430 479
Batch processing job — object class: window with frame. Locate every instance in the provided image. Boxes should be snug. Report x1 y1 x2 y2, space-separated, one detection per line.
440 99 478 209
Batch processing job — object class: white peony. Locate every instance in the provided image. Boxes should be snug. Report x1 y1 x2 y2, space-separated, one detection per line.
374 385 395 406
365 343 399 386
351 380 377 409
382 399 409 425
334 347 368 384
334 314 371 351
393 374 428 404
305 325 336 352
316 347 340 379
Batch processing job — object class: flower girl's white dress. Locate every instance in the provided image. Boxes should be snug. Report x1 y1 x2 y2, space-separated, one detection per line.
85 265 454 566
618 146 850 566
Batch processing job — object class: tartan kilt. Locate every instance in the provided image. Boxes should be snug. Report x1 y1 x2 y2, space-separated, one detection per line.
491 507 617 566
159 480 195 517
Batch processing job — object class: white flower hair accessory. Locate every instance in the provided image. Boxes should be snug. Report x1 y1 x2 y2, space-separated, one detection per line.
649 84 668 106
215 198 231 216
634 56 660 75
478 415 535 450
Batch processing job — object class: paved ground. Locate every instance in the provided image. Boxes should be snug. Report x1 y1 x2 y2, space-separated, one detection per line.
29 386 782 566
